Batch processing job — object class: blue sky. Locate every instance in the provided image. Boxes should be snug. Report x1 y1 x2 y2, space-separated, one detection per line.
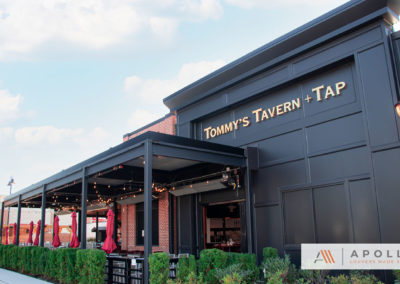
0 0 369 195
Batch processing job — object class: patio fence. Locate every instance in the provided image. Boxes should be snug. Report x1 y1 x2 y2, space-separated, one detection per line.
105 254 182 284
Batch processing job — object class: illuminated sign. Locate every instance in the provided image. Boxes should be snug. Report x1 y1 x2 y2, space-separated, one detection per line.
203 81 346 139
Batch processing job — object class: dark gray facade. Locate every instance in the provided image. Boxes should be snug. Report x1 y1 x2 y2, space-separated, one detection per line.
164 0 400 262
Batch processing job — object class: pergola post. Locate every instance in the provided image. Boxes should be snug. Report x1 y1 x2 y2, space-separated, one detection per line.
168 194 174 254
144 139 153 284
16 195 22 246
81 168 88 249
95 211 99 244
77 210 81 242
40 185 46 247
113 199 118 243
245 148 256 254
0 202 4 244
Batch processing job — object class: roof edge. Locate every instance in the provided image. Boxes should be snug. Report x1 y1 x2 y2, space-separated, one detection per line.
122 113 175 139
163 0 400 111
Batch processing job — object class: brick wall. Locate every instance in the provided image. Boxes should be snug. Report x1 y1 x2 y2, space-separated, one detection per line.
123 114 176 142
120 113 177 253
120 192 169 253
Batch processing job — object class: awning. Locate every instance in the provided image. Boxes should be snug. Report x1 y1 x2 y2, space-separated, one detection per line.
3 131 247 208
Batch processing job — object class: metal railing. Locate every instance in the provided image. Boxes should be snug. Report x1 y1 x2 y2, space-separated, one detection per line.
106 256 135 284
105 254 188 284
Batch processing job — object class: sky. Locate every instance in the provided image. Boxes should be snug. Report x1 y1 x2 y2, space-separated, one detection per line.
0 0 377 195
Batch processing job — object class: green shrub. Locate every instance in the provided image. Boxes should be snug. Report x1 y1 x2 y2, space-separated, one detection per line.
0 245 7 268
186 271 198 284
226 252 259 283
216 263 252 283
267 271 284 284
327 274 350 284
76 250 89 284
56 248 78 284
32 246 49 275
298 270 328 284
88 250 107 284
177 254 196 282
262 254 297 283
198 248 228 284
0 246 105 284
349 271 383 284
394 270 400 283
222 271 246 284
263 247 278 260
149 252 170 284
9 245 19 271
19 246 34 273
44 249 59 280
76 249 106 284
1 245 11 269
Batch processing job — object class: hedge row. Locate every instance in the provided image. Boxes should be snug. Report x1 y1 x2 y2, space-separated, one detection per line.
149 249 259 284
0 245 106 284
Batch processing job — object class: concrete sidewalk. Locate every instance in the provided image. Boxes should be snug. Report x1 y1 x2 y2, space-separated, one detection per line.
0 268 52 284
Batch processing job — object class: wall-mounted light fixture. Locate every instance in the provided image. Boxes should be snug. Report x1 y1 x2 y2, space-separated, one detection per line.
395 103 400 117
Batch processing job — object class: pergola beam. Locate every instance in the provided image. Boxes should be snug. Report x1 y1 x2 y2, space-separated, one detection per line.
152 142 245 167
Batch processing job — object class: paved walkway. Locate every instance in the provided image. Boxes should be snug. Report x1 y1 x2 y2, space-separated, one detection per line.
0 268 52 284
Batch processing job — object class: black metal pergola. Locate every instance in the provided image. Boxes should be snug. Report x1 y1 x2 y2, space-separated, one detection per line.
0 131 255 283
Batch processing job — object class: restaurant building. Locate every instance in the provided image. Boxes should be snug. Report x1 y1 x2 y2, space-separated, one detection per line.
2 0 400 281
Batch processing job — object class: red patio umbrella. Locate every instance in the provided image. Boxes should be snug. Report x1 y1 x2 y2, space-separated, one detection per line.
27 221 34 245
5 226 8 245
69 212 80 248
33 220 41 246
52 216 61 248
12 223 16 245
102 209 117 254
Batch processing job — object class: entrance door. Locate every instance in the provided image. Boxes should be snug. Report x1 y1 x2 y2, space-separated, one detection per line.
203 202 242 252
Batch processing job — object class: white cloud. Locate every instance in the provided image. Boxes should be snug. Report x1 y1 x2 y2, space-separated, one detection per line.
224 0 347 9
13 125 110 147
73 127 110 148
0 127 13 143
150 17 178 41
0 125 114 193
179 0 223 20
0 0 224 59
127 109 162 131
15 126 83 144
0 1 142 57
124 59 226 102
0 89 22 123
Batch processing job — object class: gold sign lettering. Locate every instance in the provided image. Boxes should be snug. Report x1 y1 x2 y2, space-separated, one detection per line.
203 80 346 139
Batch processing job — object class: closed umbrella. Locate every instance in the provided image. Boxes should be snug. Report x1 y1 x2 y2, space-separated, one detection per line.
69 212 80 248
52 216 61 248
102 209 117 254
33 220 41 246
12 223 16 245
27 221 34 245
5 226 8 245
